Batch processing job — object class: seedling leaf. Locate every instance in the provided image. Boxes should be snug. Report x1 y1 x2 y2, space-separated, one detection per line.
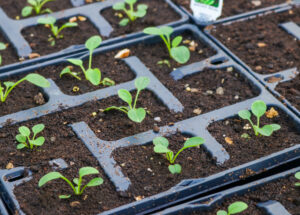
25 74 50 88
85 36 102 51
59 195 71 199
128 108 146 123
184 137 204 148
39 172 63 187
17 144 27 149
135 76 150 90
113 2 125 10
68 59 83 67
86 178 104 187
172 36 182 47
79 167 99 177
216 211 227 215
251 100 266 118
168 164 181 174
33 136 45 146
86 68 101 86
228 201 248 214
238 110 251 120
16 134 26 143
153 137 169 147
171 46 190 64
19 126 30 137
120 18 129 26
32 124 45 135
118 89 132 105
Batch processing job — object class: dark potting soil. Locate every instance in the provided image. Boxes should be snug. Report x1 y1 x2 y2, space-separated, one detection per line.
22 18 99 56
113 108 300 197
208 108 300 167
101 0 181 38
0 33 20 66
0 0 73 19
211 6 300 74
172 0 287 18
193 174 300 215
0 75 46 117
276 73 300 111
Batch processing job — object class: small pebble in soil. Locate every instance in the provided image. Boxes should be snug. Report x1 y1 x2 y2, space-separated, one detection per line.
186 87 191 92
234 95 239 100
153 125 160 133
227 67 233 72
265 107 279 118
50 137 56 142
225 137 233 145
154 117 161 122
216 87 224 95
206 90 213 95
70 201 80 207
243 124 252 130
6 162 14 169
34 93 45 105
251 0 262 7
193 108 202 115
255 65 262 71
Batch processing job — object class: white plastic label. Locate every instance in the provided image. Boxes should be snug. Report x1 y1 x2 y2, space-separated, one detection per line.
190 0 223 24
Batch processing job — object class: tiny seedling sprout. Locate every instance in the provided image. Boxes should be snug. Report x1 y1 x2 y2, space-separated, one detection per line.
238 100 281 137
153 136 204 174
16 124 45 149
60 36 115 86
0 42 6 65
143 26 190 64
0 73 50 102
39 167 104 199
37 16 78 46
22 0 55 17
104 76 150 123
295 172 300 187
113 0 148 26
217 201 248 215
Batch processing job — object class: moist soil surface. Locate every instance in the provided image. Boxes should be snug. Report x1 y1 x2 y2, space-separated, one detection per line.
211 6 300 74
190 174 300 215
113 108 300 197
0 33 20 66
1 30 258 118
22 18 99 56
172 0 287 18
101 0 181 38
276 73 300 111
0 0 73 19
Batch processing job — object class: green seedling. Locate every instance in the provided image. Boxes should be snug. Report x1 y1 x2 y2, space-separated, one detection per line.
113 0 148 26
37 16 78 46
0 42 6 65
0 73 50 102
104 76 149 123
16 124 45 149
157 59 171 68
295 172 300 187
238 100 281 136
22 0 55 17
39 167 104 199
143 26 190 64
60 36 115 86
217 201 248 215
153 136 204 174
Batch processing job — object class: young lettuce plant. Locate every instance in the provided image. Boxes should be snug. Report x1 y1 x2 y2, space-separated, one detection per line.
0 73 50 102
238 100 281 137
37 16 78 46
16 124 45 149
0 42 6 65
22 0 55 17
217 201 248 215
60 36 115 86
143 26 190 64
39 167 104 199
113 0 148 26
104 76 149 123
295 172 300 187
153 136 204 174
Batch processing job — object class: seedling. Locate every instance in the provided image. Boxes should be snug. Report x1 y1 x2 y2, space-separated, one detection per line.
39 167 104 199
143 26 190 64
0 42 6 65
0 73 50 102
60 36 115 86
22 0 55 17
295 172 300 186
238 100 281 136
153 136 204 174
217 201 248 215
104 76 149 123
37 16 78 46
113 0 148 26
16 124 45 149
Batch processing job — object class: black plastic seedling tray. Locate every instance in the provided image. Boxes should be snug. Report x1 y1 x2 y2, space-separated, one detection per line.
0 24 299 215
156 165 300 215
204 3 300 118
171 0 291 26
0 0 188 73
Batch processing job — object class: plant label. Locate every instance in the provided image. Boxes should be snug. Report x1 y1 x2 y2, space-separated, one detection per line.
190 0 223 24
